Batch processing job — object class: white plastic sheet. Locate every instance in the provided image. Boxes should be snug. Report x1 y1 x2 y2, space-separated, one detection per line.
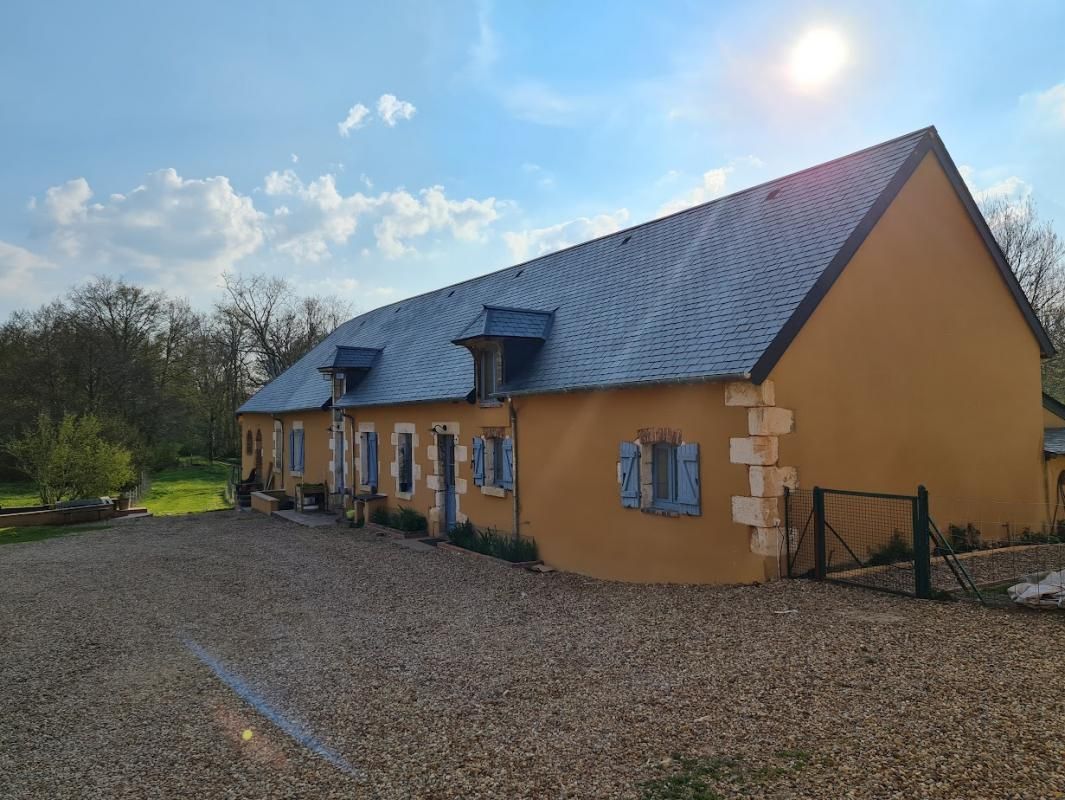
1007 569 1065 608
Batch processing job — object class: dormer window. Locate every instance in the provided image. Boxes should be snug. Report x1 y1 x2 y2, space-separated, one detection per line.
477 347 500 403
452 304 555 403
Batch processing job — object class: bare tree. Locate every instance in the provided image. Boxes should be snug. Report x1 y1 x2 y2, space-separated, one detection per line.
983 196 1065 321
219 272 351 384
983 196 1065 396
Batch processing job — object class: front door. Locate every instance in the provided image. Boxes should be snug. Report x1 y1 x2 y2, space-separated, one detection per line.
439 434 456 531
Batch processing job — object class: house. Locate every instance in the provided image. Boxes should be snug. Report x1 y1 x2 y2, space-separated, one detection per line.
1042 393 1065 525
237 126 1053 584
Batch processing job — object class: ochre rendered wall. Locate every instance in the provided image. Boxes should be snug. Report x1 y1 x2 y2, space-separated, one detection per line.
1043 406 1065 427
513 383 761 584
771 151 1047 533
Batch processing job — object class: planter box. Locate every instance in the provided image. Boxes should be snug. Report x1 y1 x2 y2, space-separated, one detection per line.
436 541 542 569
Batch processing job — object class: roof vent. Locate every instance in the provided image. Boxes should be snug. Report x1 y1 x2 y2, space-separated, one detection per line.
515 269 524 278
765 188 781 201
447 290 455 297
621 235 632 245
394 306 402 313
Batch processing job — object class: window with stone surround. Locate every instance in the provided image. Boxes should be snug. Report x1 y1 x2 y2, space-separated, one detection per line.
619 429 701 516
476 347 501 403
398 432 413 493
472 433 513 494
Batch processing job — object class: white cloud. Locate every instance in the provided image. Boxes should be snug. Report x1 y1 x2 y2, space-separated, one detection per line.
1021 83 1065 128
376 94 416 127
656 156 763 217
338 103 370 137
263 170 500 261
35 169 264 278
657 167 732 216
503 209 630 261
359 173 374 190
290 153 299 164
264 169 303 196
521 162 554 188
959 164 1032 203
468 0 499 78
0 240 57 301
503 80 581 126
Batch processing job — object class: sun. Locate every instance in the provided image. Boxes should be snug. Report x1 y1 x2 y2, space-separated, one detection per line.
789 28 848 91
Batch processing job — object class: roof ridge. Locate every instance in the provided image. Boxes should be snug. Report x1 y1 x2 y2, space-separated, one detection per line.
331 126 937 324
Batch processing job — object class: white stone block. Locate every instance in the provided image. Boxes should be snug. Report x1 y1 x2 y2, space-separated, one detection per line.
729 436 778 466
426 475 443 491
456 478 468 495
732 495 781 528
724 380 775 407
748 466 798 498
427 445 438 461
748 407 794 436
750 527 783 556
455 445 468 462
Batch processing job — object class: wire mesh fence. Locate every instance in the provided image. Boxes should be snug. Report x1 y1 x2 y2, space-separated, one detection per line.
786 485 1065 609
786 487 925 597
929 520 1065 607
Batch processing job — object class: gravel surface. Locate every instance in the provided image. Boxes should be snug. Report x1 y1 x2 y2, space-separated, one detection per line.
3 512 1065 799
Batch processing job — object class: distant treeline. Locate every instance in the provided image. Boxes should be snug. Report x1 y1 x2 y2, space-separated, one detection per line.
0 273 350 479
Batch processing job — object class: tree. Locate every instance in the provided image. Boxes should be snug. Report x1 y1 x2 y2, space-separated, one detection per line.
982 196 1065 396
6 413 135 504
219 272 351 384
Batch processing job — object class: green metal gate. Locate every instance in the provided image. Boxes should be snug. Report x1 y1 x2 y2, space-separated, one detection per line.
784 485 933 598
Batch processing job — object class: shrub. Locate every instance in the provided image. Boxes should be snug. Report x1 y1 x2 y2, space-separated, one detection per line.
448 521 539 563
947 523 981 553
866 532 913 567
368 505 428 533
5 413 135 505
369 506 392 526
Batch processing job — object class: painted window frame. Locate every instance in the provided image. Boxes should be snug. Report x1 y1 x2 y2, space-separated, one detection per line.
398 432 414 494
651 442 681 512
477 346 501 404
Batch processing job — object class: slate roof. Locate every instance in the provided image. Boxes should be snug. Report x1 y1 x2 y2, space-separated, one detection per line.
237 126 1051 414
318 345 381 371
1045 428 1065 456
453 305 555 343
1044 393 1065 424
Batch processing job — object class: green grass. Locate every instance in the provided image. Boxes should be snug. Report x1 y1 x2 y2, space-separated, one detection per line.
639 751 811 800
0 481 42 509
142 461 231 516
0 523 112 545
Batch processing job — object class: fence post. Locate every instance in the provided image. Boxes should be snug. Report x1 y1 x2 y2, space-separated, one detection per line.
813 486 826 580
784 486 792 578
914 485 932 599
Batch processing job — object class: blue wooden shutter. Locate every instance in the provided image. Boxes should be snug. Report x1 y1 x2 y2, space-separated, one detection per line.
288 429 295 471
501 437 514 491
676 442 700 515
367 432 378 486
472 437 485 486
297 430 305 472
619 442 640 508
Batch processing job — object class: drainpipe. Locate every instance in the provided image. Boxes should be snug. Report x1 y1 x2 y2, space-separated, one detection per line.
509 397 520 540
272 415 285 491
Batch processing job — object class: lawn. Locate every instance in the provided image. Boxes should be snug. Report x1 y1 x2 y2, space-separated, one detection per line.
0 481 42 509
0 459 231 518
141 461 231 515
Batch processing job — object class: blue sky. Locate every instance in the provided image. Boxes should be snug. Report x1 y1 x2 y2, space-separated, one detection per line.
1 0 1063 316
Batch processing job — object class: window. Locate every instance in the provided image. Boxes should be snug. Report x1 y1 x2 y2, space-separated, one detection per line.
477 348 499 403
360 431 379 488
491 437 505 487
618 440 701 516
398 432 413 493
473 435 513 492
245 429 253 455
288 427 305 474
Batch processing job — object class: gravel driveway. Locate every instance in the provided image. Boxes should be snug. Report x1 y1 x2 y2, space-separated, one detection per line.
2 512 1065 799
